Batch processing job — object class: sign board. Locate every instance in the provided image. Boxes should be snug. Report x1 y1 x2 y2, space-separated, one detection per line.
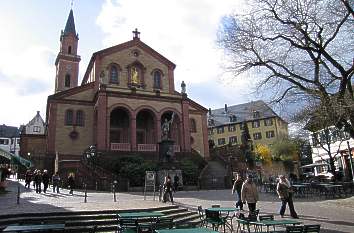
144 171 156 200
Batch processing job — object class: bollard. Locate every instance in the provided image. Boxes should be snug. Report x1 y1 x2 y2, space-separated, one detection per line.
84 184 87 203
113 184 117 202
17 185 20 205
95 181 98 191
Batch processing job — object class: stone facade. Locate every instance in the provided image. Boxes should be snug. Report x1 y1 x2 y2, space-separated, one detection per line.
45 11 209 180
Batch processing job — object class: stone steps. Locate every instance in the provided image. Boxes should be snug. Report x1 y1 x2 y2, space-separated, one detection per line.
0 205 201 232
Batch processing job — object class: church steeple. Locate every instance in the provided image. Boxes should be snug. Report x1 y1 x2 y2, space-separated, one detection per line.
55 9 81 93
63 9 77 37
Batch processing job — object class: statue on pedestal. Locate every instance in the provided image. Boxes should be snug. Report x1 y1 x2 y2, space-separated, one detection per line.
161 113 175 140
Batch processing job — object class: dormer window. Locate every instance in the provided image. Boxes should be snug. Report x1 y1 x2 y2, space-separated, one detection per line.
208 119 215 126
230 115 237 122
253 111 260 118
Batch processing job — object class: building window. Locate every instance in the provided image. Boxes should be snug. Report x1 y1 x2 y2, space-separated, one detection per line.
65 109 74 125
153 71 162 89
229 136 237 144
208 129 214 135
76 110 85 126
253 111 260 118
217 127 224 134
252 120 260 128
190 119 197 133
33 126 40 132
68 46 72 54
266 130 275 138
240 122 245 130
228 125 236 132
253 132 262 140
264 118 273 126
65 74 71 87
218 138 226 145
0 139 9 145
110 65 119 84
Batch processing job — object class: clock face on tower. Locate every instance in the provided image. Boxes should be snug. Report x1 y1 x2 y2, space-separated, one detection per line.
66 64 72 71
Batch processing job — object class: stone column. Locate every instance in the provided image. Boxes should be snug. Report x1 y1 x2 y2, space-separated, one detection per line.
131 117 137 151
182 97 191 152
96 90 107 151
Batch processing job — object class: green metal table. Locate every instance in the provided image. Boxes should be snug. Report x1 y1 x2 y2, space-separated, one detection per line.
118 211 165 218
156 227 219 233
2 224 65 232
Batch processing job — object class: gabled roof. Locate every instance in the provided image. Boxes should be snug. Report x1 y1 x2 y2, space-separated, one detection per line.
208 100 282 127
82 38 176 85
27 111 45 126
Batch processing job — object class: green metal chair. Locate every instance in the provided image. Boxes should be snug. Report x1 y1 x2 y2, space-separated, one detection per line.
152 218 174 232
197 206 206 227
205 209 226 232
258 214 275 232
286 225 304 233
303 224 320 233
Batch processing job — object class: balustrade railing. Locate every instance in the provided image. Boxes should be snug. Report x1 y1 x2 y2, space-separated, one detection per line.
137 144 157 152
111 143 131 151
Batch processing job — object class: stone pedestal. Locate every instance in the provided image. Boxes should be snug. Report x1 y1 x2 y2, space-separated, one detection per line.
158 140 175 163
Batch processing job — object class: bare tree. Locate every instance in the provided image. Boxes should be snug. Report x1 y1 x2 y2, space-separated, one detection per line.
218 0 354 137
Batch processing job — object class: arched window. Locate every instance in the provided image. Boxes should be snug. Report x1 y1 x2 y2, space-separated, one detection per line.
68 46 72 54
153 71 162 89
65 74 71 87
110 65 119 84
76 110 85 126
190 118 197 133
65 110 74 125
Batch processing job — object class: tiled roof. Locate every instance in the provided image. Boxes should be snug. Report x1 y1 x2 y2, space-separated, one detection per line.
208 100 280 127
0 124 20 138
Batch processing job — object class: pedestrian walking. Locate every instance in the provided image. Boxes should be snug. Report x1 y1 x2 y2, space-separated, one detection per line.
24 170 33 189
68 174 75 195
52 172 60 193
276 175 299 219
241 175 259 219
42 170 50 193
232 173 244 210
34 170 42 193
163 175 173 203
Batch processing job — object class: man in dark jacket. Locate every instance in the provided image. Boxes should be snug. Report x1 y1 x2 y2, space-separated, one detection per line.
34 170 42 193
232 173 244 210
68 174 75 195
42 170 50 193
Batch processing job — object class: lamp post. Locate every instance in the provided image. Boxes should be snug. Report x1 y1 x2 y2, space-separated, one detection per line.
346 141 354 182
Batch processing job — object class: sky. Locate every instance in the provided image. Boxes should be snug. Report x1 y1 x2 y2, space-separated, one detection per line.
0 0 258 127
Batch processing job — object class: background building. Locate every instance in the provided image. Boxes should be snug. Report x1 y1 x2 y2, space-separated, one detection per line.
207 100 288 148
19 111 46 169
309 126 354 180
0 124 20 156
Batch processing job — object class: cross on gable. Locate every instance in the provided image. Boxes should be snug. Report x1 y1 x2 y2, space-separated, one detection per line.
132 28 140 39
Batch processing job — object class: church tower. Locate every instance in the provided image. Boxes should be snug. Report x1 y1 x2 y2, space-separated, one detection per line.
54 9 81 93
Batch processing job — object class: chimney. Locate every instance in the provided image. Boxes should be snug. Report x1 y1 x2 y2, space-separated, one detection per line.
224 104 228 113
208 108 212 115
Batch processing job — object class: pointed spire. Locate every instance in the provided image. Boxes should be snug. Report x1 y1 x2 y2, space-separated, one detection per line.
63 9 77 37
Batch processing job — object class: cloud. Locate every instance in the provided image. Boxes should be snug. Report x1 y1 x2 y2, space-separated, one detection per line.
96 0 247 88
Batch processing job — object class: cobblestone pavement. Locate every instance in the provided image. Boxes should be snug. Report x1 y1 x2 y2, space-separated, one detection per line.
1 179 353 233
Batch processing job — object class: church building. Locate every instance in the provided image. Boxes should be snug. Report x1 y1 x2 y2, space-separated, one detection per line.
46 10 209 181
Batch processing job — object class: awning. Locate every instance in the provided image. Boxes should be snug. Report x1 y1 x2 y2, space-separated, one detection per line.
300 163 329 169
0 148 33 168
